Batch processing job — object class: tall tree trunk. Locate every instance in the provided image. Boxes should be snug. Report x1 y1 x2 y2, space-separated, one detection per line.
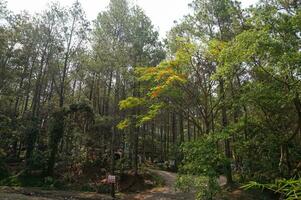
165 113 170 160
134 127 139 176
48 15 76 176
26 43 48 167
187 116 191 142
47 110 64 176
220 79 233 185
160 124 163 161
151 122 155 162
110 126 116 198
193 124 196 140
171 112 176 150
179 114 184 144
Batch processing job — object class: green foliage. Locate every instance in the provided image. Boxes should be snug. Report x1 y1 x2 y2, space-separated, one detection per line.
180 133 229 176
177 133 229 199
176 175 220 200
69 102 94 117
48 109 65 151
172 37 197 66
117 118 131 130
231 124 280 182
0 0 301 198
137 64 187 99
243 178 301 200
137 103 164 125
119 97 145 110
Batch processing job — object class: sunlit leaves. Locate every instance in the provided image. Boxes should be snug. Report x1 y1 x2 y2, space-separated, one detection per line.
117 40 194 129
117 118 131 130
207 39 227 59
119 97 145 110
173 37 197 66
136 40 195 100
137 103 164 125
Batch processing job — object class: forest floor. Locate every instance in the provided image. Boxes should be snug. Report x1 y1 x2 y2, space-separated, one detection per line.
0 169 193 200
0 186 113 200
121 169 275 200
0 169 275 200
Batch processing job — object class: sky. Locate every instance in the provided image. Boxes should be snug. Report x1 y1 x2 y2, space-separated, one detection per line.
6 0 258 38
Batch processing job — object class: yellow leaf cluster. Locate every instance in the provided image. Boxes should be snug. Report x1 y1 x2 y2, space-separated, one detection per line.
117 118 131 130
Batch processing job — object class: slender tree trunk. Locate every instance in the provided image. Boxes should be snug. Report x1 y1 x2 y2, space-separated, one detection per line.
160 124 163 161
26 43 48 167
142 125 146 162
164 121 167 161
48 15 76 176
179 114 184 144
110 126 116 198
165 113 170 160
89 74 95 101
134 127 139 176
187 116 191 142
151 122 155 162
220 79 233 185
193 124 196 140
172 112 176 149
105 70 113 115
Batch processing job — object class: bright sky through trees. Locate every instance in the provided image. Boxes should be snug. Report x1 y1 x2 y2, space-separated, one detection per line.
7 0 257 37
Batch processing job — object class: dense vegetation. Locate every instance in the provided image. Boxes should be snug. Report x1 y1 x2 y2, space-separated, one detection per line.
0 0 300 199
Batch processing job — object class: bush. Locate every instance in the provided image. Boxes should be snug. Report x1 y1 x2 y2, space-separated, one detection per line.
176 175 220 200
176 133 228 199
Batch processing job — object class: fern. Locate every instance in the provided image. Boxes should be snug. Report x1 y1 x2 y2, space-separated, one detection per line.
242 178 301 200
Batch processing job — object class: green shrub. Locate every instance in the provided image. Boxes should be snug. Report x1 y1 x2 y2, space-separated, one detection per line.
176 175 220 200
176 133 228 199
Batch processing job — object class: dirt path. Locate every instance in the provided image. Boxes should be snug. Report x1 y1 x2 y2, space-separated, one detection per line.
122 169 194 200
